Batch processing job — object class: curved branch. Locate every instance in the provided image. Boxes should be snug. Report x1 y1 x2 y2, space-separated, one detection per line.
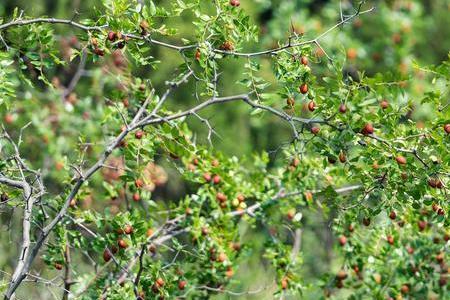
0 4 374 58
228 184 363 217
139 94 325 128
3 71 194 299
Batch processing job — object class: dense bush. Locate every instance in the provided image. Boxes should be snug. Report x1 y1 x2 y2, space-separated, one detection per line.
0 0 449 299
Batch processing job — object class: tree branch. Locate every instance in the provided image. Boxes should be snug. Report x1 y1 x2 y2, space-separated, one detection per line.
0 4 374 58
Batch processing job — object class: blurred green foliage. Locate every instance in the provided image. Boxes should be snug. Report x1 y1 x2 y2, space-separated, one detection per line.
0 0 449 299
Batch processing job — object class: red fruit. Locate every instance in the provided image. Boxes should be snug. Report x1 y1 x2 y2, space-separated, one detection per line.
93 48 104 56
176 269 184 276
231 242 241 251
194 49 201 61
229 0 240 7
389 211 396 220
339 103 347 113
107 31 117 41
91 37 98 47
4 114 14 124
444 124 450 134
178 280 187 290
139 20 150 34
135 130 144 139
221 41 234 51
69 36 78 47
428 178 443 189
400 284 409 294
396 156 407 165
225 266 234 278
201 227 209 236
444 234 450 242
418 220 427 231
216 192 227 202
372 52 381 62
237 194 245 202
124 225 133 235
339 235 347 246
117 41 125 49
387 235 394 245
290 157 300 167
308 101 316 112
0 193 8 202
347 48 357 60
135 179 144 188
281 277 288 289
407 247 414 254
352 265 360 274
69 199 77 207
287 209 296 220
362 123 374 135
299 83 308 94
156 277 165 287
439 275 447 287
339 152 347 163
286 97 295 107
203 172 212 182
103 249 112 262
137 291 145 300
300 56 308 66
438 208 445 215
372 161 379 170
151 284 159 293
436 252 444 263
392 33 402 44
217 253 227 262
118 239 128 249
119 140 128 148
428 178 437 188
148 244 157 254
432 203 439 212
54 263 63 270
380 100 389 109
132 193 140 202
336 270 348 280
348 224 354 232
311 126 320 135
362 218 371 226
212 175 221 184
146 228 154 237
212 159 220 167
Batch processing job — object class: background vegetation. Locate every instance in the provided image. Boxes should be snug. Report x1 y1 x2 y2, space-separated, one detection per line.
0 0 449 299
